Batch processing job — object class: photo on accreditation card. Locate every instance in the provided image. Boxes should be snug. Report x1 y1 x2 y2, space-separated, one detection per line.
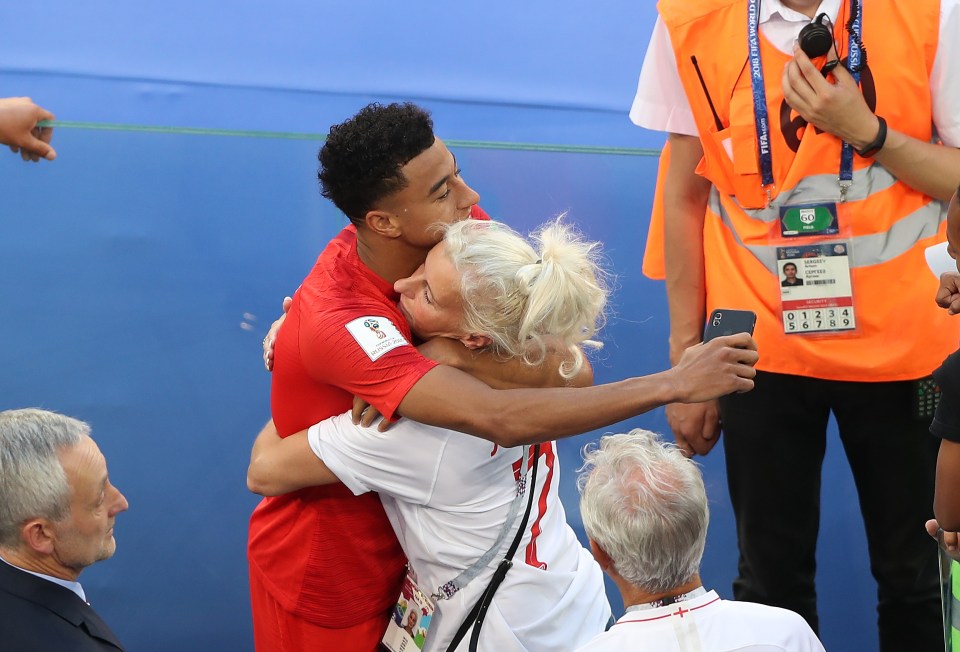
777 243 856 334
383 576 434 652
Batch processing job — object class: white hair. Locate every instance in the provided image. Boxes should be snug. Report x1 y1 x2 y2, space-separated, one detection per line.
442 217 607 379
578 429 709 594
0 409 89 547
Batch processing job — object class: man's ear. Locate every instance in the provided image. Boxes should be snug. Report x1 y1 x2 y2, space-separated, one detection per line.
460 333 491 350
364 210 402 239
20 518 56 555
589 538 614 573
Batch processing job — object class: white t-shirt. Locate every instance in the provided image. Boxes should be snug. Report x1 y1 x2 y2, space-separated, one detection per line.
575 590 825 652
631 0 960 146
309 414 611 652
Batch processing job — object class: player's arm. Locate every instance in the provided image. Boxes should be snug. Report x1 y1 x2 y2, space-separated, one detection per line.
416 337 593 390
279 325 756 455
350 335 593 428
257 331 754 484
247 420 337 496
782 47 960 201
395 330 756 448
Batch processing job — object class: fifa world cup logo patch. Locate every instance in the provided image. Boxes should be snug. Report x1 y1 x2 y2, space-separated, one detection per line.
346 316 408 361
364 319 387 339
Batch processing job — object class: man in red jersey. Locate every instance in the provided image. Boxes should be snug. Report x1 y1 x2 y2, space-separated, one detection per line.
249 102 759 651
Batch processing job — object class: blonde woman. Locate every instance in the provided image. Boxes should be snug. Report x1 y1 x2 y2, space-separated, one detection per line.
249 218 611 651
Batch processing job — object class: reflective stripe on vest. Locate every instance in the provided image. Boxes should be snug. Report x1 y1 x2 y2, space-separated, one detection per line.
707 177 946 275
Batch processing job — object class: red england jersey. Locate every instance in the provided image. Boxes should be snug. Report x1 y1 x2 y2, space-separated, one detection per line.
248 206 489 627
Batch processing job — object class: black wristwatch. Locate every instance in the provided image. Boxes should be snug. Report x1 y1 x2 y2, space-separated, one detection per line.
855 116 887 158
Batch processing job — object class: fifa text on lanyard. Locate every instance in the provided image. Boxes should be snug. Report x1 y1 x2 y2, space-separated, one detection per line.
746 0 864 205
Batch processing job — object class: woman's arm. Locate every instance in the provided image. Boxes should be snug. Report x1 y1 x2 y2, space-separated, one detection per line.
246 419 339 496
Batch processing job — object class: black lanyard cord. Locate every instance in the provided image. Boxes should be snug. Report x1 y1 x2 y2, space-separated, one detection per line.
444 443 542 652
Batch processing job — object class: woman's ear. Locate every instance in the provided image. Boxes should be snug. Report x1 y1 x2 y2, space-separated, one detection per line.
460 333 492 350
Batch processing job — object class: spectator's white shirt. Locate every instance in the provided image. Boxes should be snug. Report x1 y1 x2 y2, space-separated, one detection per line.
309 414 610 652
575 590 825 652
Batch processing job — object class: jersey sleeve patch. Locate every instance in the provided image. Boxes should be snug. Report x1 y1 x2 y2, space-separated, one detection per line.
345 316 410 361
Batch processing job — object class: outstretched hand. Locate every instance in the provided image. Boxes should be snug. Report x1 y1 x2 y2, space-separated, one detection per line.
0 97 56 162
669 333 759 404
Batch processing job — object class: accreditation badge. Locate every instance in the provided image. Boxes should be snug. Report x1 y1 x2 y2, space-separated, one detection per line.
382 571 435 652
777 243 855 335
779 203 839 237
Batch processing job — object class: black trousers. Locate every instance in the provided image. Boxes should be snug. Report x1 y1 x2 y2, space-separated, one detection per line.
719 371 941 652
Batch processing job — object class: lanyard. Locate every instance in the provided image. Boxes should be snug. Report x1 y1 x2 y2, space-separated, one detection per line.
746 0 864 202
839 2 863 198
747 0 774 200
432 444 533 602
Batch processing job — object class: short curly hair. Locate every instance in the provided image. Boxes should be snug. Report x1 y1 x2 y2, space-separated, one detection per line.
318 102 436 225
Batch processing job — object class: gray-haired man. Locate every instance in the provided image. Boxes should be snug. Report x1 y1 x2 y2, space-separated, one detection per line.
0 408 128 651
575 429 824 652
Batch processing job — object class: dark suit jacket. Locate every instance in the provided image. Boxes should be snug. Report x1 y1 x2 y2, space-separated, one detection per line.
0 559 125 651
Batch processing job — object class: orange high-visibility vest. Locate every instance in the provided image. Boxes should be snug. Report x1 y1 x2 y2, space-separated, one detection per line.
654 0 957 381
642 142 669 281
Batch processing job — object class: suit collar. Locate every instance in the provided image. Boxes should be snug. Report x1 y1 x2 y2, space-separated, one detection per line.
0 559 124 649
0 554 85 601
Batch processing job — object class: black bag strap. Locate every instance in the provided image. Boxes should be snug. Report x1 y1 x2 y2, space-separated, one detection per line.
444 443 541 652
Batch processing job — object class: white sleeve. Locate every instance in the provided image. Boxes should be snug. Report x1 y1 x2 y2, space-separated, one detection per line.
629 17 699 137
931 0 960 146
306 413 445 505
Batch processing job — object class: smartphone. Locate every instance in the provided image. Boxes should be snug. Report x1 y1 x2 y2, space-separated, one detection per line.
703 309 757 342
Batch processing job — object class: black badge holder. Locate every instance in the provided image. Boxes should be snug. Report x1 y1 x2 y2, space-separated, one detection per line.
444 444 541 652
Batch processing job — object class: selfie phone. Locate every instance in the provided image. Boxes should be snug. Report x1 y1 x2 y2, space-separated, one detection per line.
703 309 757 342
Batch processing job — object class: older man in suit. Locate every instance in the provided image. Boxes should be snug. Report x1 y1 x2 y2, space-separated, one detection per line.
0 408 128 651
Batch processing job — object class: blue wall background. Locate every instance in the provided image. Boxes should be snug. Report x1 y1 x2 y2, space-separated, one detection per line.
0 2 908 650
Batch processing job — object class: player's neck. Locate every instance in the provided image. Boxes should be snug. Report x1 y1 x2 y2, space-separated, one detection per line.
355 230 427 286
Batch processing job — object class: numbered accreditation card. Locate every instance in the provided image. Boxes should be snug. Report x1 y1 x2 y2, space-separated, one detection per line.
777 243 856 334
382 573 435 652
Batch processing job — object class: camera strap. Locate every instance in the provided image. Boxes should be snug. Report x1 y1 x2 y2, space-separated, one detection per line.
443 443 541 652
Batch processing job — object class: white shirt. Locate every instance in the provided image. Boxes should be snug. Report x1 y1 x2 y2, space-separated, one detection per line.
575 590 826 652
631 0 960 146
309 414 611 652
